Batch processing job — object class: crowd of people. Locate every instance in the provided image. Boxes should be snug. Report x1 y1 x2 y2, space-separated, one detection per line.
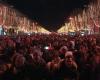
0 34 100 80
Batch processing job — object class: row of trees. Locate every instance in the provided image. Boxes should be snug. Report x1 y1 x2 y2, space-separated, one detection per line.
58 0 100 34
0 2 49 34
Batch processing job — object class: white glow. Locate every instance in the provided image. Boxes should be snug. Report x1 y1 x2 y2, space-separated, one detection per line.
44 46 49 50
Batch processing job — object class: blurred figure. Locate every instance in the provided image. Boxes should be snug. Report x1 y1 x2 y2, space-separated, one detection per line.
59 46 68 59
0 46 3 55
31 49 46 80
11 53 27 80
60 51 78 80
47 50 62 80
74 45 91 80
90 46 100 80
0 60 12 80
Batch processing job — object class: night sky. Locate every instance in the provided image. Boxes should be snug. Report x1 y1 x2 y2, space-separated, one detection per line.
2 0 95 31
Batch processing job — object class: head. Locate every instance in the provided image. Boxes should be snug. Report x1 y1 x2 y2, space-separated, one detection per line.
59 46 68 54
52 50 59 60
79 45 88 54
0 46 3 54
14 55 25 67
0 61 8 75
33 49 42 60
65 51 74 65
29 47 34 54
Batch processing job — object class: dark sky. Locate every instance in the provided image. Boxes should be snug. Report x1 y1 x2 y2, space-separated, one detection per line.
2 0 94 31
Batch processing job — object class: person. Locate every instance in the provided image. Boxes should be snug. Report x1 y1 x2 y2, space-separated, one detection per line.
46 50 62 80
0 46 3 55
0 60 13 80
31 49 46 80
60 51 78 80
11 53 27 80
90 46 100 80
59 46 68 59
74 45 90 80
